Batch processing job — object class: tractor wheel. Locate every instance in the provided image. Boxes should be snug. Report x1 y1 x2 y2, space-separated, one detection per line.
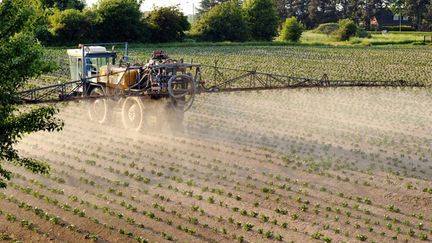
87 87 109 124
121 97 144 131
167 74 195 112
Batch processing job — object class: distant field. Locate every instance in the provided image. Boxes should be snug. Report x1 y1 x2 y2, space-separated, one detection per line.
41 44 432 89
301 31 432 45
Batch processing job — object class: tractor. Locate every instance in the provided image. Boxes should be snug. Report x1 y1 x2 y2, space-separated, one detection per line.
18 42 422 132
65 43 200 131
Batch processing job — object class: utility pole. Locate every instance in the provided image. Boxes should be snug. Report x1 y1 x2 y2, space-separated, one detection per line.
399 6 402 32
193 3 195 23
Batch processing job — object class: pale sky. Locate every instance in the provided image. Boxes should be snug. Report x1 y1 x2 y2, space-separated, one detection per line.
86 0 200 15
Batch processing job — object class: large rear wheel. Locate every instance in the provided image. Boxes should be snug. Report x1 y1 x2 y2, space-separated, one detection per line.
87 86 109 124
121 97 144 131
167 74 195 112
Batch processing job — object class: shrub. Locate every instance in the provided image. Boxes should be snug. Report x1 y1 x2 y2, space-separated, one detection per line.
356 27 371 38
48 9 95 45
95 0 150 42
192 0 249 42
147 6 190 43
382 25 415 31
280 17 304 42
335 19 357 41
242 0 278 41
315 23 339 35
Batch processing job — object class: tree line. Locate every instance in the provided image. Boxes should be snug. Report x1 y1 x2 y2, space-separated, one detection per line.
9 0 432 45
201 0 432 30
33 0 190 45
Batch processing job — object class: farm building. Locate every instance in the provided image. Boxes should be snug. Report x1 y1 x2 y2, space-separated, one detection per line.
371 9 412 30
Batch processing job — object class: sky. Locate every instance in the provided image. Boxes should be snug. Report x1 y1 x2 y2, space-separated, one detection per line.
86 0 200 15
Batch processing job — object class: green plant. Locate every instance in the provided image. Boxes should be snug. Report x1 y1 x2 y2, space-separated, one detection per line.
276 234 283 241
356 234 367 241
207 196 215 204
280 17 304 42
311 231 322 239
335 19 357 41
355 27 371 38
243 223 254 231
264 230 273 239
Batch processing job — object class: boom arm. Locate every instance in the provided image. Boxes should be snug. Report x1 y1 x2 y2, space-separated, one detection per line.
18 64 425 105
197 65 422 93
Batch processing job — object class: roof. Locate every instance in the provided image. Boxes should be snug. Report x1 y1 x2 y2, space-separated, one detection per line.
67 46 110 58
373 8 412 26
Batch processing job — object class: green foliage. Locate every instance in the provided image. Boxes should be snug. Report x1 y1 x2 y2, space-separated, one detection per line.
95 0 149 42
388 0 404 17
382 25 415 31
335 18 357 41
198 0 227 14
280 17 304 42
192 0 249 42
356 27 371 38
0 0 63 188
43 0 85 10
26 2 53 45
147 6 190 43
356 234 368 241
48 9 95 44
242 0 278 41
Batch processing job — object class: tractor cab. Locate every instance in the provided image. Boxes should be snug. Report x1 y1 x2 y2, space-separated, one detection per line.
67 43 140 95
67 45 117 83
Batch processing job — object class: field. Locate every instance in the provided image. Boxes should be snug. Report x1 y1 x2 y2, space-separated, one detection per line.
0 87 431 242
300 31 432 45
3 44 432 242
41 44 432 87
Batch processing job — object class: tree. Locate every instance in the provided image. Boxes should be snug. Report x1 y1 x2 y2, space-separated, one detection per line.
342 0 364 24
276 0 310 25
423 1 432 30
48 9 95 45
388 0 405 31
25 0 54 45
192 0 249 42
280 16 304 42
307 0 320 26
307 0 338 28
198 0 228 13
95 0 149 42
0 0 63 188
276 0 306 20
404 0 429 30
43 0 85 10
243 0 279 41
147 6 190 43
364 0 385 29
